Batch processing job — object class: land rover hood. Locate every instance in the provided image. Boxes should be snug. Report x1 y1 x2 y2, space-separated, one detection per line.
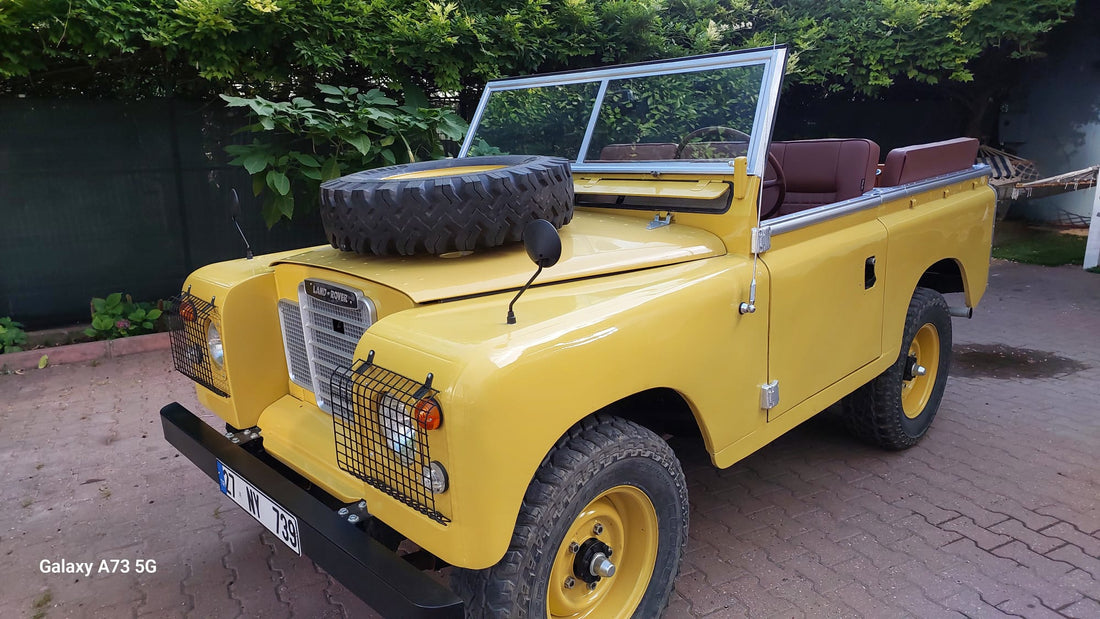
273 211 724 303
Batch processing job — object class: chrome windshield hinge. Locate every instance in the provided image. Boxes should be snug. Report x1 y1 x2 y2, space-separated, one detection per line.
760 380 780 410
751 226 772 254
647 212 672 229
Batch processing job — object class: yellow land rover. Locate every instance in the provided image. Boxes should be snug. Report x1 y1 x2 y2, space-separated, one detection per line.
161 46 994 618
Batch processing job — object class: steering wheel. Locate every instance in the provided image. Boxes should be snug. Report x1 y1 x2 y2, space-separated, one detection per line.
676 126 785 219
674 125 750 159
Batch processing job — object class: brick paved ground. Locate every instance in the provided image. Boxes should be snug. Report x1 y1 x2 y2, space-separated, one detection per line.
2 260 1098 618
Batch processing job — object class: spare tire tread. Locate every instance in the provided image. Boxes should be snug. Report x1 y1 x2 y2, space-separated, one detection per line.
320 155 574 256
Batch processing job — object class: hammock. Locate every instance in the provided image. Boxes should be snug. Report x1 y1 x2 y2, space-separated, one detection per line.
977 145 1099 226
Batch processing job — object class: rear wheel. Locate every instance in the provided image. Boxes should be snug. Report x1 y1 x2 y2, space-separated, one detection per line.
453 415 688 618
841 287 952 449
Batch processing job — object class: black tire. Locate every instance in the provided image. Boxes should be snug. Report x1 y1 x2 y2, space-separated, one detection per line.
840 287 952 450
452 414 689 618
319 155 574 256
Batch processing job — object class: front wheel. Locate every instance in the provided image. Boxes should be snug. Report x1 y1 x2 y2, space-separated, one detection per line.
452 415 689 618
841 287 953 449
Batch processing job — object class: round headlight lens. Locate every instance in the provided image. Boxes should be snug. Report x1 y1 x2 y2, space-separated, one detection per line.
379 393 418 462
207 323 224 367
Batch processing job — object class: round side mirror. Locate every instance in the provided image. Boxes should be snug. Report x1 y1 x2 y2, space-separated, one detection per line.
523 219 561 268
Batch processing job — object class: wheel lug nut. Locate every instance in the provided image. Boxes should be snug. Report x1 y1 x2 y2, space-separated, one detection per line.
568 542 580 554
593 522 604 535
914 364 927 376
587 581 598 591
564 577 575 589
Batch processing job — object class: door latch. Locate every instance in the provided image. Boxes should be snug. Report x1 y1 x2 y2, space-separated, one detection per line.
865 256 877 289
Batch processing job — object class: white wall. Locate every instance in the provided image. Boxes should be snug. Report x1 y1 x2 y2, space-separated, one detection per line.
1001 9 1100 221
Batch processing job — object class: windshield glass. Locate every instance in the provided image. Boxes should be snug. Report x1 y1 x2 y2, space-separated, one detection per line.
461 49 785 176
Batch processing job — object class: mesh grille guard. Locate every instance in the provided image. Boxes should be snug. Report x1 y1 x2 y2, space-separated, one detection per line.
330 353 448 524
166 291 229 397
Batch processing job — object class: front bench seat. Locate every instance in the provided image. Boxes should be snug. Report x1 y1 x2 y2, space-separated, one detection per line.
597 143 679 161
766 138 880 218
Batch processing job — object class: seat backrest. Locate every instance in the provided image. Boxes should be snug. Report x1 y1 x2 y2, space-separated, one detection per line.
768 138 880 217
679 141 748 159
597 143 678 161
878 137 979 187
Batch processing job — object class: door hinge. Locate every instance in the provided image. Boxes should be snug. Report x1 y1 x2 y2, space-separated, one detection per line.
751 226 771 253
760 380 780 409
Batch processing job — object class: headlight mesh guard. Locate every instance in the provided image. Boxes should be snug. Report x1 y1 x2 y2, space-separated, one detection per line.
330 352 447 524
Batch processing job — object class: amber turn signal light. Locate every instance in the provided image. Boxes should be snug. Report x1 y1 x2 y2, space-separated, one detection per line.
179 300 196 322
414 398 442 430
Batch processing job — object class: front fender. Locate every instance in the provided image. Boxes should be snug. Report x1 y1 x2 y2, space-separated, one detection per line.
357 255 766 568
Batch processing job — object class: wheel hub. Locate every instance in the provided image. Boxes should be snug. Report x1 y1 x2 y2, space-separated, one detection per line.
573 538 615 585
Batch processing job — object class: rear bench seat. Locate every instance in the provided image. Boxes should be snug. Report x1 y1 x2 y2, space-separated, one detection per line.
878 137 980 187
767 138 880 217
598 143 679 161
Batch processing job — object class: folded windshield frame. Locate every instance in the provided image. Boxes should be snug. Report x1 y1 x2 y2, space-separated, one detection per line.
458 47 787 178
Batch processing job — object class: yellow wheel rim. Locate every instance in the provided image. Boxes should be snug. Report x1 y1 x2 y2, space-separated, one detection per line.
381 164 506 180
902 323 940 419
547 485 659 619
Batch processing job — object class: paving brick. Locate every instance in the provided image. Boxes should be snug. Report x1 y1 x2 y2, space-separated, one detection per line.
997 595 1066 618
1061 596 1100 619
1046 544 1100 579
1041 521 1100 558
992 541 1075 582
673 570 731 616
715 576 795 617
941 588 1011 618
941 516 1015 551
989 518 1068 554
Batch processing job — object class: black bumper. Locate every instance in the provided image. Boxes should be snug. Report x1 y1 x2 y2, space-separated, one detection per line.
160 402 464 619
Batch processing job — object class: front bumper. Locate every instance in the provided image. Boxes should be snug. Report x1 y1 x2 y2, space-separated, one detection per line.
160 402 464 618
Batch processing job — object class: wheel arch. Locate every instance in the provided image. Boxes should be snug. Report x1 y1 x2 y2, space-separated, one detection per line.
592 387 703 442
917 257 965 296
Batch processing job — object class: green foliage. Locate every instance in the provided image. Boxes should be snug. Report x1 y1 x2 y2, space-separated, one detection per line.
84 293 164 340
759 0 1077 95
0 316 28 354
222 84 467 225
1 1 1074 103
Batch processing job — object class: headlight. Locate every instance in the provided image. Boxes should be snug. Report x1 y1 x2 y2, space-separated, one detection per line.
379 393 419 462
207 323 224 367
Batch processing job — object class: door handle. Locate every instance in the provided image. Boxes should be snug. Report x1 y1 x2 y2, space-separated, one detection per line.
865 256 877 289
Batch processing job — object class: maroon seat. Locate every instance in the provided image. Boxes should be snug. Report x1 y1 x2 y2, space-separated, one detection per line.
597 143 678 161
878 137 979 187
679 141 748 159
767 138 880 217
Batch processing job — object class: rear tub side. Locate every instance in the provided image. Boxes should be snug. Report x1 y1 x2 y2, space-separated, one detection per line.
875 171 995 351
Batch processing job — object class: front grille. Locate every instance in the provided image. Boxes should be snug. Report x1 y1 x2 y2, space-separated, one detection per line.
166 292 229 397
296 279 376 412
277 299 312 390
330 356 447 524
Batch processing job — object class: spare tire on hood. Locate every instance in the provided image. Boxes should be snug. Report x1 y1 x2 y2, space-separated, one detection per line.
319 155 574 256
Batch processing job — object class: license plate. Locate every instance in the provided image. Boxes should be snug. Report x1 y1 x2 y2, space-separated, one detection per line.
217 460 302 555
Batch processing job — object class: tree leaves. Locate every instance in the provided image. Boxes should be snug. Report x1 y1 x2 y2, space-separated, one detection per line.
223 82 466 225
